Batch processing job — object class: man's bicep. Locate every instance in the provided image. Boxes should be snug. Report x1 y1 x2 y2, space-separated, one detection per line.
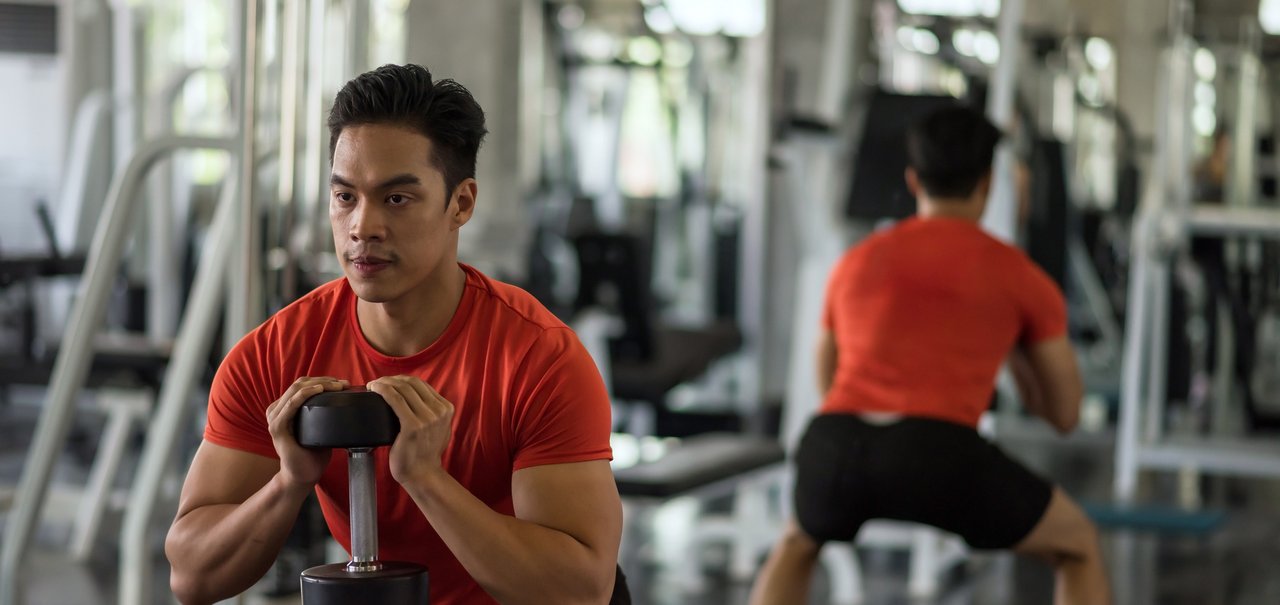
511 460 622 557
175 441 280 519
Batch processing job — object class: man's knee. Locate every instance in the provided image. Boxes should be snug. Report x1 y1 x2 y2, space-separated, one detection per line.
1017 490 1102 562
778 521 823 557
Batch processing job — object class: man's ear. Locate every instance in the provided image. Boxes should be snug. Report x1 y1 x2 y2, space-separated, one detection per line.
448 178 477 230
974 169 993 201
905 167 921 197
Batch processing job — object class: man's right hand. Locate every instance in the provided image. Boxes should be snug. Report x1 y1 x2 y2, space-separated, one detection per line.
266 376 349 489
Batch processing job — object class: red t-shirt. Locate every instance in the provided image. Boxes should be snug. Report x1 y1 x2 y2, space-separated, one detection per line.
819 217 1066 428
205 264 613 605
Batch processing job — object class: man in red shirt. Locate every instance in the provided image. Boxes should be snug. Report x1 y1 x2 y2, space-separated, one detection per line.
165 64 622 605
750 106 1109 604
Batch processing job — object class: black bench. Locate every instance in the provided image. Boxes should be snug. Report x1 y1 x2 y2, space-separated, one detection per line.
613 432 785 499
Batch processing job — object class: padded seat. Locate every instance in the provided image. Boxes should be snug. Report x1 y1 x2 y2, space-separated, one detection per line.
610 321 742 406
614 432 785 499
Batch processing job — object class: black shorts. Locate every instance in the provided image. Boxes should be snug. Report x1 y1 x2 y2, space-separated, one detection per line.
793 413 1053 550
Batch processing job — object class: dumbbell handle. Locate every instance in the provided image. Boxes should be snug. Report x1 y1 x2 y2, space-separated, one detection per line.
347 448 381 572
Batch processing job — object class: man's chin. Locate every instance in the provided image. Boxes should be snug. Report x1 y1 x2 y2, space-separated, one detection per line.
346 277 394 303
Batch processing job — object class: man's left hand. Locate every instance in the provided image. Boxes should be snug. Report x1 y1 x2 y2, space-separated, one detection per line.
367 375 454 486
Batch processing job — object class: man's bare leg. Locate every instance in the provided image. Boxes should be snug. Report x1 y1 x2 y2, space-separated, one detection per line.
1014 487 1111 605
748 519 823 605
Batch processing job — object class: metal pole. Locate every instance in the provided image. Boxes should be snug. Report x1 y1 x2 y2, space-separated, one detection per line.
347 449 381 570
982 0 1025 243
1228 21 1259 210
0 136 235 605
229 0 263 342
734 0 774 414
119 166 238 605
814 0 857 124
302 0 330 264
1115 214 1155 502
278 0 304 302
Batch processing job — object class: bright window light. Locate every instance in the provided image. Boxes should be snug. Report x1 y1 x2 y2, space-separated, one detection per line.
627 36 663 66
897 26 917 50
665 0 765 37
1084 37 1113 71
644 6 676 34
953 29 977 57
898 0 999 18
1193 105 1217 137
1194 48 1217 81
1261 0 1280 34
912 28 940 55
1195 81 1216 106
723 0 767 37
974 30 1000 65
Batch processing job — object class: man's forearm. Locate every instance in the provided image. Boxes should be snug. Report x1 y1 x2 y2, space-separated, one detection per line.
1007 350 1048 418
165 473 312 604
403 468 613 605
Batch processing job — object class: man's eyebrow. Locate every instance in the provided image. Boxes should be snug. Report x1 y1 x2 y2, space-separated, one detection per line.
376 174 422 189
328 173 422 189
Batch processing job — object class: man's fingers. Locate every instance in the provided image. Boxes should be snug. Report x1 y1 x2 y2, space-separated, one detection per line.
368 379 420 426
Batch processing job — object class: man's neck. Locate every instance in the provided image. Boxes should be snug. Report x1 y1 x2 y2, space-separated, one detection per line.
917 195 984 222
356 263 467 357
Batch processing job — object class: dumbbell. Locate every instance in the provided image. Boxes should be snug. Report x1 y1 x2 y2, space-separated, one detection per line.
294 389 430 604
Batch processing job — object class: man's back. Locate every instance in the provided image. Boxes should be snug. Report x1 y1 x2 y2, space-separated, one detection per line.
820 216 1066 428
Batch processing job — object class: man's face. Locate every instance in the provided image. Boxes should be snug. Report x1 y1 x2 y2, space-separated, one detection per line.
329 123 471 303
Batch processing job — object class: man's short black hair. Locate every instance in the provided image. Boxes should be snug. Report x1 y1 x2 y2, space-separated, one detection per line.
328 64 488 196
906 105 1002 199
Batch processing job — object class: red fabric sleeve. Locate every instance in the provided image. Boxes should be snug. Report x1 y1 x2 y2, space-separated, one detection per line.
203 323 283 460
509 327 613 471
1017 259 1069 346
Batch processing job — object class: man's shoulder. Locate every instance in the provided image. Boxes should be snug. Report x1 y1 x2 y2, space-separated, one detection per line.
463 265 569 336
268 277 349 327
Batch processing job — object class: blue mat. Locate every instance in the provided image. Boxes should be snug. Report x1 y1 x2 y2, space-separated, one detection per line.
1082 502 1227 535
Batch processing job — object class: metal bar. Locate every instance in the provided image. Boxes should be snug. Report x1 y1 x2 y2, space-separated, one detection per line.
981 0 1024 243
1188 205 1280 238
147 66 232 342
1228 22 1260 210
347 0 371 76
278 0 304 303
54 90 113 252
814 0 857 124
347 449 380 569
1137 443 1280 478
732 0 774 420
1067 239 1122 355
69 390 150 561
119 162 238 605
229 0 263 342
1142 260 1171 443
1114 213 1156 503
301 0 329 264
0 136 234 605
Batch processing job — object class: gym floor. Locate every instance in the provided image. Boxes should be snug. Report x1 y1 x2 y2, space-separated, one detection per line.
3 394 1280 604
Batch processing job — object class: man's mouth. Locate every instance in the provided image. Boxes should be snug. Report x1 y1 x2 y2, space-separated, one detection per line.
350 255 392 276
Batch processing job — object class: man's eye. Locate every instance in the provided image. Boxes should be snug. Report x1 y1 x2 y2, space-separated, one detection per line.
334 192 354 202
388 194 407 205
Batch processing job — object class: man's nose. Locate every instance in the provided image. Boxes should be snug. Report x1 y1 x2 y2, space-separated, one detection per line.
349 198 387 242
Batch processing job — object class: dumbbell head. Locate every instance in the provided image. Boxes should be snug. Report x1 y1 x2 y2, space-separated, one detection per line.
294 389 400 449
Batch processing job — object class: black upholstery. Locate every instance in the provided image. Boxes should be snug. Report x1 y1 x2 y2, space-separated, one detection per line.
846 91 966 221
614 433 786 499
572 232 744 435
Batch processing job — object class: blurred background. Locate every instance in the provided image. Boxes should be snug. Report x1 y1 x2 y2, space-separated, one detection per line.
2 0 1280 603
